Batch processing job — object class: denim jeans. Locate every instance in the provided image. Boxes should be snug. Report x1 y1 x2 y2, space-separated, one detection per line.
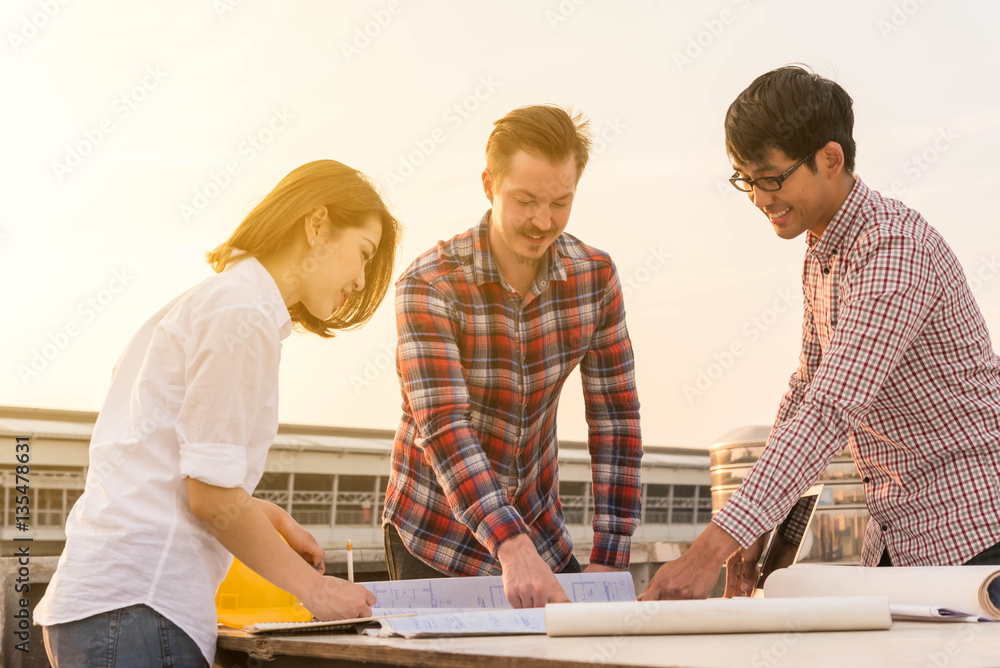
43 604 206 668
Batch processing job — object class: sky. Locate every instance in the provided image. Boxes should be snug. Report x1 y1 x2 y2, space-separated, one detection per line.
3 0 999 448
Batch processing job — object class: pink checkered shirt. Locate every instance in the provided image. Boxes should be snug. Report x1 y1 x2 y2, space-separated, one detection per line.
714 178 1000 566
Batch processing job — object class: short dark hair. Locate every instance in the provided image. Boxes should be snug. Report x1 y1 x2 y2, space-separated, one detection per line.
486 104 592 184
725 65 856 174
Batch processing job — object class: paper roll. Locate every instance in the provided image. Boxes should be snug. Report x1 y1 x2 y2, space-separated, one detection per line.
544 596 891 637
764 565 1000 620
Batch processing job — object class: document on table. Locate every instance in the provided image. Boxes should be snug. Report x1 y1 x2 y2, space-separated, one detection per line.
242 571 636 637
366 571 636 638
763 565 1000 622
544 596 893 636
364 607 548 638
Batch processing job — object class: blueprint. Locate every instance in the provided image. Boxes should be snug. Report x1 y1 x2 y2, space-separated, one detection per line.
364 608 547 638
362 571 635 611
243 572 637 637
361 571 636 637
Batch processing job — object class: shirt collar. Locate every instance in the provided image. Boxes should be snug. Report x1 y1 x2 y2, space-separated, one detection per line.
471 211 569 287
806 177 870 257
229 257 293 340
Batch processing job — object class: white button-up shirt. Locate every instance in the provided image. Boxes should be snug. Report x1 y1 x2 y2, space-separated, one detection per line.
35 257 292 665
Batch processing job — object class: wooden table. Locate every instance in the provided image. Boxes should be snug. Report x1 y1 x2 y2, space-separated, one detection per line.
216 622 1000 668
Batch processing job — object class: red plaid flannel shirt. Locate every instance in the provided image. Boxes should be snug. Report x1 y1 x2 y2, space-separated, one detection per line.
714 178 1000 566
383 212 642 576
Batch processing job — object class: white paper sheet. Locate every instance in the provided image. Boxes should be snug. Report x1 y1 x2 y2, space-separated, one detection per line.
888 604 992 623
243 571 636 636
367 608 547 638
544 596 892 636
764 565 1000 621
362 571 635 610
367 572 636 637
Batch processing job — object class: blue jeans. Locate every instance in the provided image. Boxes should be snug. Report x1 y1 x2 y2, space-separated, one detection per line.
43 604 206 668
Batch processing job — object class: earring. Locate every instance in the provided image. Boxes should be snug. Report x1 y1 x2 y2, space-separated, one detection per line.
310 240 315 246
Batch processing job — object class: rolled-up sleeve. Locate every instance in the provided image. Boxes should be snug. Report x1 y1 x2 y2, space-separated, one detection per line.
175 305 280 489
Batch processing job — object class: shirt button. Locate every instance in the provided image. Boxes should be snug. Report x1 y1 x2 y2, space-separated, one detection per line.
863 476 870 483
881 524 889 532
540 281 547 287
823 267 831 275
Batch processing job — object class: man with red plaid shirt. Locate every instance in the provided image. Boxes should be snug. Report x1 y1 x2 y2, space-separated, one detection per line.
641 66 1000 602
383 105 642 608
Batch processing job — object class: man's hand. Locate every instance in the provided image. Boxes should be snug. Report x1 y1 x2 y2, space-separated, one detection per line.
300 577 376 621
723 534 767 598
497 534 571 608
637 523 739 601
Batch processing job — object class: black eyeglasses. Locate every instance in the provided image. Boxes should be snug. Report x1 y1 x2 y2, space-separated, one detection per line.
729 150 818 192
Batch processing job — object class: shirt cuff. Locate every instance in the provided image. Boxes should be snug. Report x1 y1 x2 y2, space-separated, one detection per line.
474 504 529 557
178 442 247 488
590 532 632 569
712 496 770 550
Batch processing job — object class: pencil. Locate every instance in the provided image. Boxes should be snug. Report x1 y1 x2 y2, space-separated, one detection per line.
347 539 354 583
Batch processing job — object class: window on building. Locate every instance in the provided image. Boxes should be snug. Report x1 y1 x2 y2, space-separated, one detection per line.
336 475 377 525
1 466 85 529
290 473 334 526
697 485 713 523
253 471 291 509
671 485 695 524
37 489 65 527
644 484 672 524
559 482 587 524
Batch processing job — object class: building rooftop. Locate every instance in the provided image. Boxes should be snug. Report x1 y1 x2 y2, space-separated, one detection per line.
0 405 709 469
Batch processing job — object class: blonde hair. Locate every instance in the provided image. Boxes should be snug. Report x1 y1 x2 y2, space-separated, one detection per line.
207 160 400 337
485 105 592 184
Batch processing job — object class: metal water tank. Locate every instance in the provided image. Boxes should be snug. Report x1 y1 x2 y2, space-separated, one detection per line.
710 426 870 564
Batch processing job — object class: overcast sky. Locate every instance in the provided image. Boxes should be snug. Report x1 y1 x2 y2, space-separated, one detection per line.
3 0 998 448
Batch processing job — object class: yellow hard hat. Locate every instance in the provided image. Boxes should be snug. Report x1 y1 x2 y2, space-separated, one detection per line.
216 557 313 628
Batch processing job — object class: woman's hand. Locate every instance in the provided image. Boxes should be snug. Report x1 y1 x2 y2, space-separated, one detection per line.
300 577 377 621
254 498 325 572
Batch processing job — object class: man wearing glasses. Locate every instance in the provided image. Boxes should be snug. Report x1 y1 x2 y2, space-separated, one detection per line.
640 66 1000 601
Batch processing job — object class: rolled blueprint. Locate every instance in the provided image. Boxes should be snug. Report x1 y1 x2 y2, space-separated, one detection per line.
764 565 1000 620
544 596 891 636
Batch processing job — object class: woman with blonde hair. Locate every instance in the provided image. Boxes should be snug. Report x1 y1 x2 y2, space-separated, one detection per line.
36 160 400 667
